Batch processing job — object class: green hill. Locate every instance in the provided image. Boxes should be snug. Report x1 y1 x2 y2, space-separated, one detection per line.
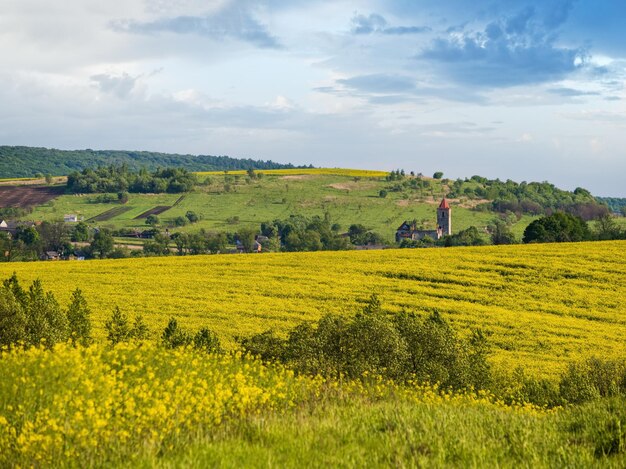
14 169 530 241
0 146 303 178
4 167 612 243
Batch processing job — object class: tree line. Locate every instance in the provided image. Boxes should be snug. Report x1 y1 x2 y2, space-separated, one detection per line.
66 166 197 194
0 146 303 178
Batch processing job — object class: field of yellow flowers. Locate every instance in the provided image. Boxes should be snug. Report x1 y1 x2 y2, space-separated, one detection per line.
1 240 625 377
0 343 557 467
195 168 389 178
2 344 624 467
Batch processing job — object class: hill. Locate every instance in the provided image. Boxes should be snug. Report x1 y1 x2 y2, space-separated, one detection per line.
2 240 624 378
0 146 303 178
9 168 604 242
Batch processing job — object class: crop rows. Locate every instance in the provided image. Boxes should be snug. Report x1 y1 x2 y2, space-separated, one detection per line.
1 241 624 378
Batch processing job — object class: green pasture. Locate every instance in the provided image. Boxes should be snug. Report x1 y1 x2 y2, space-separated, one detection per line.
23 174 534 241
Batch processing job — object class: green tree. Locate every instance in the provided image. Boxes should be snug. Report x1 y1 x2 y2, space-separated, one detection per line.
130 315 149 341
161 318 192 349
89 229 114 258
237 227 258 252
523 212 591 244
66 288 92 347
145 215 159 227
185 211 199 223
71 222 90 242
193 328 221 353
433 171 444 179
105 306 131 345
26 279 68 348
487 219 517 245
594 213 622 240
0 282 26 348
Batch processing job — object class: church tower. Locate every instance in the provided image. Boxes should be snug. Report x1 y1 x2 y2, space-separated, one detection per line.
437 198 451 236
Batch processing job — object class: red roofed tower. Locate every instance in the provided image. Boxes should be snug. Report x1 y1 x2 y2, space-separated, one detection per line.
437 198 451 236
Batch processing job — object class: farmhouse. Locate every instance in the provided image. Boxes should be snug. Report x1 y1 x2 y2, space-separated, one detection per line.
0 220 36 238
396 198 452 242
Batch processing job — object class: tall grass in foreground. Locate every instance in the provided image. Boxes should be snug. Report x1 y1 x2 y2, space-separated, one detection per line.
0 344 625 468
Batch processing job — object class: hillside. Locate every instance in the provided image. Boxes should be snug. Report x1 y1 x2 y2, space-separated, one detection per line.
9 169 544 241
0 146 303 178
2 240 625 378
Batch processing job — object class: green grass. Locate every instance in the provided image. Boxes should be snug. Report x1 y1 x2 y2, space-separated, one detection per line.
145 395 626 468
24 175 534 241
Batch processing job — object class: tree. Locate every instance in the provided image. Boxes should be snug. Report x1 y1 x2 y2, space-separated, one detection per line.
146 215 159 227
105 306 131 345
193 328 221 353
66 288 93 347
117 191 129 204
45 173 53 184
487 219 517 245
71 222 90 242
523 212 591 244
433 172 444 179
237 227 258 252
161 318 192 349
442 226 487 247
379 189 388 198
185 211 199 223
89 229 114 258
26 279 68 348
594 213 622 240
0 282 26 348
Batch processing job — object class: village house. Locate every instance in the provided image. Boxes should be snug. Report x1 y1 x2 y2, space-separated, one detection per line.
396 198 452 242
0 220 36 238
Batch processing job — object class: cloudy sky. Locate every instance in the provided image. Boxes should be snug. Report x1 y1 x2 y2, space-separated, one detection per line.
1 0 625 195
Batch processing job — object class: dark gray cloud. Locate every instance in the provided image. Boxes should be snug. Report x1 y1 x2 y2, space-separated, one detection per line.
351 13 430 36
418 4 586 87
111 6 280 49
318 73 485 104
91 73 139 99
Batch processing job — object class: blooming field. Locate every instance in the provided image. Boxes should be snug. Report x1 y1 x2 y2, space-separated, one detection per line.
195 168 389 178
0 343 548 467
1 241 625 377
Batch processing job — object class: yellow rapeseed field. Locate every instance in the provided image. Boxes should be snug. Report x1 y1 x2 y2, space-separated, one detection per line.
1 241 624 377
195 168 389 178
0 343 546 466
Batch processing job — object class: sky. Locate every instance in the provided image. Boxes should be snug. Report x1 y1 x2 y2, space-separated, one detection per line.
1 0 625 196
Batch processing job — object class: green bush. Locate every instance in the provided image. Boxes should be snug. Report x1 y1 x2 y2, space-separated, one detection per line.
239 296 492 390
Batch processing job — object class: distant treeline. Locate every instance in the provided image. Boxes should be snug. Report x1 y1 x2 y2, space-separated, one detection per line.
67 166 196 194
597 197 626 215
0 146 305 178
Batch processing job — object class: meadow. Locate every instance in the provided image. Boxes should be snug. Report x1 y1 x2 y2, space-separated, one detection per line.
1 240 625 378
22 170 534 240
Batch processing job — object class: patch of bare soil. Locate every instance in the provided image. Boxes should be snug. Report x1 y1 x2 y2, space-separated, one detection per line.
0 185 65 208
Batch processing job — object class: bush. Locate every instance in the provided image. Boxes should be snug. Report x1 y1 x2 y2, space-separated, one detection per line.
239 296 492 390
105 307 150 345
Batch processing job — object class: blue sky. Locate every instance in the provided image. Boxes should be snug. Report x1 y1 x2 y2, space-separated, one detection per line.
1 0 625 195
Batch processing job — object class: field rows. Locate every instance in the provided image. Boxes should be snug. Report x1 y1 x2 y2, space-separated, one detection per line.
1 241 624 377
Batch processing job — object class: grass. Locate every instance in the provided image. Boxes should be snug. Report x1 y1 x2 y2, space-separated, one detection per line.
152 395 626 468
1 240 625 378
22 173 534 241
